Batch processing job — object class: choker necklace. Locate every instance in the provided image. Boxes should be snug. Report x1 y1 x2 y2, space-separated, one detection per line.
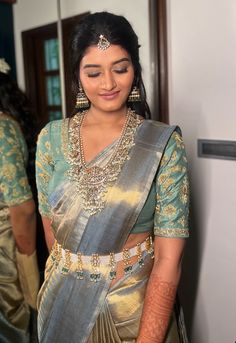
67 108 142 215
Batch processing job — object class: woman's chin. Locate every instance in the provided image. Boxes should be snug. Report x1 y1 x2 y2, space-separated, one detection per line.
92 100 128 113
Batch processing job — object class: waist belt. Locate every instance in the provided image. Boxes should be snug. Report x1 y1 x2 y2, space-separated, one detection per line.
50 236 154 282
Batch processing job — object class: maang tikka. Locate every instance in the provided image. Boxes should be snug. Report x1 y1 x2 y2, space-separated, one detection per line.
76 82 89 109
97 34 110 50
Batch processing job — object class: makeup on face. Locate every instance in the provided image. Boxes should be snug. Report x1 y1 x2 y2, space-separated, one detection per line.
79 45 134 113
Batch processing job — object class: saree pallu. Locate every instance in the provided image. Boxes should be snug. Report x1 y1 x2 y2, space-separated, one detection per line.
0 203 30 343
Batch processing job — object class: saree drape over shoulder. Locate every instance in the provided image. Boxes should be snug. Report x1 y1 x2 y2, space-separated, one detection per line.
36 111 189 343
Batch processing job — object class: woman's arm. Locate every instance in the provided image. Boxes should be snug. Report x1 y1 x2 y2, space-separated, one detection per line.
0 117 39 308
0 118 37 256
0 118 36 250
10 199 40 309
9 199 36 255
137 131 189 342
35 123 55 252
42 216 55 252
137 237 185 343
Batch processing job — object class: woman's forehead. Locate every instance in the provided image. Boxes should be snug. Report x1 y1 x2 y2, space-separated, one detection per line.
80 45 131 66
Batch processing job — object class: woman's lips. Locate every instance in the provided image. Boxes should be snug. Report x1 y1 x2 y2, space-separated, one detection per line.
99 91 120 100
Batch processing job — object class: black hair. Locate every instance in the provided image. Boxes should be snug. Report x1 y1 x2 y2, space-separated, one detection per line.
0 71 37 182
70 11 151 118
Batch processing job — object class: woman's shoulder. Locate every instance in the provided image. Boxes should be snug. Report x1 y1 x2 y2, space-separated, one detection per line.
139 119 185 165
145 118 181 131
145 119 170 127
0 111 19 128
40 117 67 131
38 118 69 139
0 112 22 139
37 118 69 159
145 119 182 140
138 119 182 146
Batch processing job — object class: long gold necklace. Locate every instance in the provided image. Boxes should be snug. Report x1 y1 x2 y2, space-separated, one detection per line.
67 108 142 215
79 109 131 169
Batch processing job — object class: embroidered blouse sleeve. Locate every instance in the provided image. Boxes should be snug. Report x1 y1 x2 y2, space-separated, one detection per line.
35 123 54 218
154 131 190 238
0 118 32 206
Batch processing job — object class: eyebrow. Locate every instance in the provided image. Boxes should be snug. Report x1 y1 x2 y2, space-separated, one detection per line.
82 57 131 69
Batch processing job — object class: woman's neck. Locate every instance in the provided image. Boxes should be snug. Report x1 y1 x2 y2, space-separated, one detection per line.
86 106 128 126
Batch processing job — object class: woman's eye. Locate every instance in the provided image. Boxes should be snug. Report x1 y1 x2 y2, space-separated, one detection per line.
87 72 100 78
114 68 128 74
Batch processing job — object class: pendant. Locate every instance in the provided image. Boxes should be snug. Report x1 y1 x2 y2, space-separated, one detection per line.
67 109 142 215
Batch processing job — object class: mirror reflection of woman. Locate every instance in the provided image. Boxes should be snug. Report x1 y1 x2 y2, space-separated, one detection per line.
0 60 39 343
36 12 189 343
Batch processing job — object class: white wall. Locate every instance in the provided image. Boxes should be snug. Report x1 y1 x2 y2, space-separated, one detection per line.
13 0 151 103
167 1 236 342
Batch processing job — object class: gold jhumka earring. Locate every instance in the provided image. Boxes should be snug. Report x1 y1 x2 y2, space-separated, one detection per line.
76 82 89 109
127 86 141 102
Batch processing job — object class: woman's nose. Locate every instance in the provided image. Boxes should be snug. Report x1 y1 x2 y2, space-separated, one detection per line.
101 71 117 90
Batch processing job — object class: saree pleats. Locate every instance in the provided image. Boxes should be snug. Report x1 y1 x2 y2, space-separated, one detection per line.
88 252 151 343
88 252 180 343
88 305 180 343
87 305 122 343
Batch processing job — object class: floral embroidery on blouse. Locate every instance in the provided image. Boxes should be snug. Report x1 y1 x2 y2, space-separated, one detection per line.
154 131 190 238
35 126 54 217
36 122 190 238
0 114 32 206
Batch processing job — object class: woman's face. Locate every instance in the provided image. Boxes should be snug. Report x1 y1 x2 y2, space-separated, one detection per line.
79 44 134 113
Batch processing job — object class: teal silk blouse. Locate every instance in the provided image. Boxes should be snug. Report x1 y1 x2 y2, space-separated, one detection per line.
36 119 189 238
0 114 32 206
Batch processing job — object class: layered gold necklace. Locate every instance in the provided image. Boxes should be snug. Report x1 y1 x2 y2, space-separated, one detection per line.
67 108 142 215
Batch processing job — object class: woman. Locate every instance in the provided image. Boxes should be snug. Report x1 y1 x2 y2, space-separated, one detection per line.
0 60 39 342
36 12 189 343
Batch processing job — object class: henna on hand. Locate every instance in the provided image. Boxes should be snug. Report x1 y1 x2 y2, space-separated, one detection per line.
138 275 177 343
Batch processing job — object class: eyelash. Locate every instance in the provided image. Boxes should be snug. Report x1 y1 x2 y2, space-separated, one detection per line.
115 68 128 74
87 68 128 78
87 73 100 78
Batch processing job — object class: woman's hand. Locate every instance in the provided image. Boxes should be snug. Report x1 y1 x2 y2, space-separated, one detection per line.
137 236 185 343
